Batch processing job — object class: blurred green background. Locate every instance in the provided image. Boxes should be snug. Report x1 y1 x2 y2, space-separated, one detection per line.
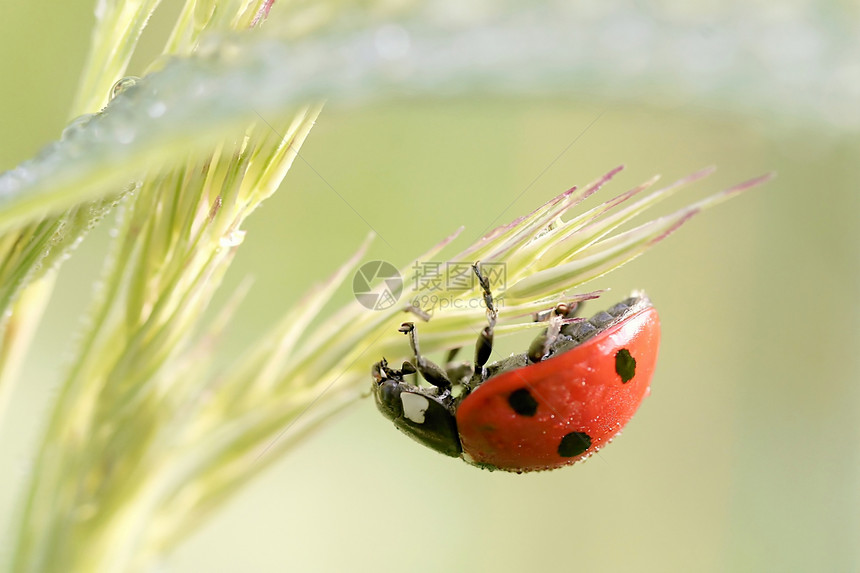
1 1 858 572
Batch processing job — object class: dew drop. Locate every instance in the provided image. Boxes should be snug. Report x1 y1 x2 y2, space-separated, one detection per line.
114 124 136 145
110 76 141 101
34 142 60 163
147 100 167 118
219 229 246 248
3 167 34 189
61 113 97 140
0 175 14 195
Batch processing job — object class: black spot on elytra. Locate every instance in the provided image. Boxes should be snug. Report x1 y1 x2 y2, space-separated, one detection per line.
615 348 636 383
508 388 538 417
558 431 592 457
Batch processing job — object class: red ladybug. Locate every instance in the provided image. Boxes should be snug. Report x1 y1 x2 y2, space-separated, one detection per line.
371 264 660 472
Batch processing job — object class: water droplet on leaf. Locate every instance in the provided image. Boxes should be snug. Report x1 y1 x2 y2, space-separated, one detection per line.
147 100 167 118
61 113 97 140
110 76 141 101
219 230 246 248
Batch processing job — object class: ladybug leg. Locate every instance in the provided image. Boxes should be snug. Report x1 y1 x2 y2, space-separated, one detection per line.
403 303 432 322
446 347 461 363
442 347 472 386
399 322 452 392
527 303 571 363
472 263 498 371
446 365 474 388
533 300 582 322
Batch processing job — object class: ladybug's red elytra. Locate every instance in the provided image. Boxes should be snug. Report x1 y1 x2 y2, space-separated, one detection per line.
371 264 660 472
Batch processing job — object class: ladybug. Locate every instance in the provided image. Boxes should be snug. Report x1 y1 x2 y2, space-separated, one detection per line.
371 264 660 472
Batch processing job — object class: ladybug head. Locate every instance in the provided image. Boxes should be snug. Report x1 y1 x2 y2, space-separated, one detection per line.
370 356 463 458
372 358 416 382
371 358 418 419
